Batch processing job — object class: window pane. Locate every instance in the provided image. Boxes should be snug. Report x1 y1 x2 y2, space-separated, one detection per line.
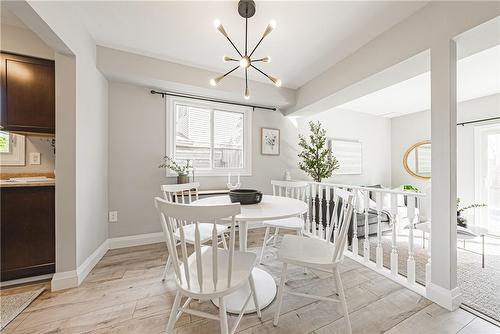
0 132 10 153
175 105 211 169
213 110 244 169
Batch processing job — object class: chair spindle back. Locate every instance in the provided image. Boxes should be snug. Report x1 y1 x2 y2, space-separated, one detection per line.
155 197 241 293
161 182 200 204
271 180 308 201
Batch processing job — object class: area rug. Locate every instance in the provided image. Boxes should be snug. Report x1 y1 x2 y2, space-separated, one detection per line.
353 236 500 323
0 288 44 330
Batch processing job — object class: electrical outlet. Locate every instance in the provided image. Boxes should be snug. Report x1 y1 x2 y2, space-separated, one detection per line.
109 211 118 223
29 152 41 165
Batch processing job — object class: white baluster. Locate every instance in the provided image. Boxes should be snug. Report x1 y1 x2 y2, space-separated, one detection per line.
363 189 370 262
407 195 416 285
376 192 383 269
318 184 323 238
352 191 359 258
325 185 331 241
311 184 316 236
390 193 399 277
424 187 432 286
333 188 339 242
305 185 311 234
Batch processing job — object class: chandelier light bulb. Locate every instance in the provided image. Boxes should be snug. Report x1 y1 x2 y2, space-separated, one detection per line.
239 56 250 68
268 76 281 87
211 4 280 98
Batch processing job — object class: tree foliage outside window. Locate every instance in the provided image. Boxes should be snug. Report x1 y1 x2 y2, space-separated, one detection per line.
298 121 339 182
0 132 10 153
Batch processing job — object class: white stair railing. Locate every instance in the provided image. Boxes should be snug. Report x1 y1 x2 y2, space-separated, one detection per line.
304 182 428 295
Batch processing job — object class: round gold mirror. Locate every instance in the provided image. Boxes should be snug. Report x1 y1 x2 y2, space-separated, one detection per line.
403 140 431 180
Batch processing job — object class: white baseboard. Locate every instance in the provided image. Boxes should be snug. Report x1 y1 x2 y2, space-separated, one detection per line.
108 232 165 249
426 282 462 311
0 274 53 288
51 270 78 291
76 239 109 285
51 239 109 291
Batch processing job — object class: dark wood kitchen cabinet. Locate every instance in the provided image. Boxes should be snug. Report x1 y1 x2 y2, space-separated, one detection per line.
1 185 55 281
0 52 55 134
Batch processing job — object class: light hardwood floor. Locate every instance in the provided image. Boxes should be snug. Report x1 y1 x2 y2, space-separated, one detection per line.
2 228 499 334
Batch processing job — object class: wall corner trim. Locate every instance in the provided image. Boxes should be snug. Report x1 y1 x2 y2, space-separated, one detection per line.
51 270 78 291
76 239 109 285
51 239 109 291
426 283 462 311
50 232 165 291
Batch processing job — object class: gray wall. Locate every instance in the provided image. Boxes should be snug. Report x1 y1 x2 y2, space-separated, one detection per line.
108 81 298 238
390 93 500 199
298 107 392 186
390 109 431 190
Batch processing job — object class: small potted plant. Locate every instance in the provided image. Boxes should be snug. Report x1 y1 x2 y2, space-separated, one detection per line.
159 156 193 184
457 198 487 228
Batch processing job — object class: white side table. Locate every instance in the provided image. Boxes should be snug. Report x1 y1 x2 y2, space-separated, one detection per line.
415 222 488 268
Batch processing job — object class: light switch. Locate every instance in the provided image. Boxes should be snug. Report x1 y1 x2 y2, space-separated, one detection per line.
29 152 41 165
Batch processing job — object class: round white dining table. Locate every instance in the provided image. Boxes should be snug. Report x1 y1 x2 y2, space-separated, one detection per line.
193 194 308 314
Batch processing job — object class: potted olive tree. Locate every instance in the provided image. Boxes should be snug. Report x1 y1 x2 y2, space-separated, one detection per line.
298 121 339 228
159 156 193 184
298 121 339 182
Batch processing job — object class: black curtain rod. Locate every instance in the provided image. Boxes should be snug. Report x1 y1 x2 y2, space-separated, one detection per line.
150 90 277 111
457 116 500 127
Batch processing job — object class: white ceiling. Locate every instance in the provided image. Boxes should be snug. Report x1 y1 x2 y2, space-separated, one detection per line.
71 1 427 89
337 44 500 117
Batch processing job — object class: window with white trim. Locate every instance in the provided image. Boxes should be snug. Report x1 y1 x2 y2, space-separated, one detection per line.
166 96 252 176
0 132 26 166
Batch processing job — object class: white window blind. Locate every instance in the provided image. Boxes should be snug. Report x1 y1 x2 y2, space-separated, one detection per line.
329 139 363 175
167 96 252 176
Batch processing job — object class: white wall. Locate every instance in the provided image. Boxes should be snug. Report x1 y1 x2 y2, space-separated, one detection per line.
12 1 110 272
391 93 500 200
296 108 392 186
108 81 297 238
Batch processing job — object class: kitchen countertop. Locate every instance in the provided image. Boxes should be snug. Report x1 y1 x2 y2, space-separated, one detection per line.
0 178 55 188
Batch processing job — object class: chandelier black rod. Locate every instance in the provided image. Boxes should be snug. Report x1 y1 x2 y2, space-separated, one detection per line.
249 35 265 58
251 64 271 81
226 36 243 58
222 66 240 79
150 89 277 111
245 16 248 55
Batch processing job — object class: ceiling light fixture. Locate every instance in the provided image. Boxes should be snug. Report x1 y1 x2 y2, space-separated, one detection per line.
210 0 280 100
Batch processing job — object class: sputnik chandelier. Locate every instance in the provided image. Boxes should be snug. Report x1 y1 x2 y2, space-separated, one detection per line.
210 0 281 100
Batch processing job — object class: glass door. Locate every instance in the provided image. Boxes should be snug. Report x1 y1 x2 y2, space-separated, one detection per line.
475 124 500 235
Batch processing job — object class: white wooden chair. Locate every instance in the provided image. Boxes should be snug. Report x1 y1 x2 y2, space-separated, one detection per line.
154 198 261 334
160 183 228 281
259 180 308 264
273 188 355 334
